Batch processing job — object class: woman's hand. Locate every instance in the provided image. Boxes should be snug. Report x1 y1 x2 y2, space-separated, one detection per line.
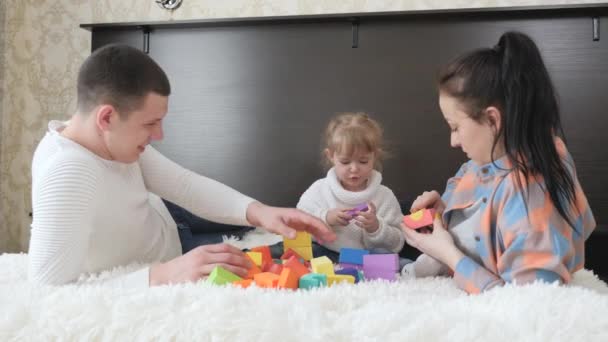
402 214 464 270
353 202 379 233
326 208 353 227
410 190 446 214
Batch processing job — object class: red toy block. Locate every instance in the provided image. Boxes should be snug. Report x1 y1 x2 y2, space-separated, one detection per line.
403 208 436 230
268 263 284 275
281 248 305 261
283 255 310 279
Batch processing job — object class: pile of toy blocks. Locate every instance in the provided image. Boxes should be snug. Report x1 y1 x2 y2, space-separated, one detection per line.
207 231 400 289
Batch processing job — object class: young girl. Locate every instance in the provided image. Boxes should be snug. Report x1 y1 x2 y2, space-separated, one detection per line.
401 31 596 293
296 112 405 262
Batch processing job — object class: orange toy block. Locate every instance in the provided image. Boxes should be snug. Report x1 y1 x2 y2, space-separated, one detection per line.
281 248 304 261
254 272 280 288
283 255 310 279
278 268 299 290
403 208 437 230
233 279 253 288
245 258 262 279
251 246 272 265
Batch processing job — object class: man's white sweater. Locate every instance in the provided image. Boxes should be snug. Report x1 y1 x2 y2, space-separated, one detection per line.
29 121 255 287
296 168 405 253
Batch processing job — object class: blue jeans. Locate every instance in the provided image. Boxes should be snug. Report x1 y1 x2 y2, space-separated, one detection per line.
164 199 254 254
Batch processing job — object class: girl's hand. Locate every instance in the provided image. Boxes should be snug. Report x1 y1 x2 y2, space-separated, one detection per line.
326 208 352 227
353 202 379 233
410 190 446 214
401 214 464 269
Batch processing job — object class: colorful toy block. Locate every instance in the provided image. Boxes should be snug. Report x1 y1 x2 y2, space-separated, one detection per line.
402 208 436 230
283 255 310 279
299 273 327 289
283 231 312 249
268 263 284 275
233 279 253 288
339 248 370 265
347 203 369 217
338 262 363 270
246 251 263 267
290 246 313 261
254 272 280 288
310 256 335 276
336 268 361 283
245 261 261 279
251 246 272 265
207 266 242 285
280 248 305 261
327 274 356 286
362 254 399 282
277 268 299 290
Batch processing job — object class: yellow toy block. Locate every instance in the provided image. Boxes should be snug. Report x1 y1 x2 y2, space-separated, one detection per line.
283 231 312 249
290 246 313 261
327 274 355 286
310 256 335 276
246 251 263 267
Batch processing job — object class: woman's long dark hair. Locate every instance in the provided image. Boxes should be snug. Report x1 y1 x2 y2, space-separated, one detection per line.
438 31 577 230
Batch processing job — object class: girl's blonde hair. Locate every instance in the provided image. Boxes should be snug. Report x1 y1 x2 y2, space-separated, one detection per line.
322 112 386 171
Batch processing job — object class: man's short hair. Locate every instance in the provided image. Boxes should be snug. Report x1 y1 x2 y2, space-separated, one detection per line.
76 44 171 118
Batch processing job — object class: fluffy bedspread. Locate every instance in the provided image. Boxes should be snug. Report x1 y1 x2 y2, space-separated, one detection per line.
2 230 607 341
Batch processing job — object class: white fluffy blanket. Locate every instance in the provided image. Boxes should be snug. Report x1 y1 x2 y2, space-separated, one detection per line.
2 230 607 341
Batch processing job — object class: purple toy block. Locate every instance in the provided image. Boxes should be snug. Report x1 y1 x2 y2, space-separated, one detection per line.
362 254 399 272
339 262 363 270
346 203 369 217
363 269 397 281
336 268 361 283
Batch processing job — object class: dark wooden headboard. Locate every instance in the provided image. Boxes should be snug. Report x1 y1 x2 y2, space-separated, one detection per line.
82 4 608 230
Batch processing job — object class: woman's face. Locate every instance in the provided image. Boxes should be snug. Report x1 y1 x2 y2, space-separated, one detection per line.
439 93 503 165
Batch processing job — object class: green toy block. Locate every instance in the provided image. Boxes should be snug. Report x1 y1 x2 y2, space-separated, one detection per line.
207 266 242 285
299 273 327 290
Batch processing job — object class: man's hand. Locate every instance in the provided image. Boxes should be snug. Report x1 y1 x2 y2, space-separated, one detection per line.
149 243 250 286
246 202 336 243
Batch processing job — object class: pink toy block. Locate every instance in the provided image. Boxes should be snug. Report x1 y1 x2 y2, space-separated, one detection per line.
364 269 397 281
403 208 436 230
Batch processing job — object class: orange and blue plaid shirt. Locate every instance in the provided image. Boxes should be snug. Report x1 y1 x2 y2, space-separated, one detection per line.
442 138 596 294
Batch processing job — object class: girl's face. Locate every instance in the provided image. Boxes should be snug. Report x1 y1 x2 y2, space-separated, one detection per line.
439 93 504 165
327 148 375 192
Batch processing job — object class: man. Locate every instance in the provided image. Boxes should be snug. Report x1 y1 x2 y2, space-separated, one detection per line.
29 44 335 287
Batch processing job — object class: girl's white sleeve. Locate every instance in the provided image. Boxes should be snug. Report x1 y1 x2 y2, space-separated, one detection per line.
139 146 256 226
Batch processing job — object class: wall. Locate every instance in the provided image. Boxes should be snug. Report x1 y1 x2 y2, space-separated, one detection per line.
0 0 604 252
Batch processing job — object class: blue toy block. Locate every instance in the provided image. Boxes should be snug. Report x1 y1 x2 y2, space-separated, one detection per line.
338 248 370 265
336 268 361 283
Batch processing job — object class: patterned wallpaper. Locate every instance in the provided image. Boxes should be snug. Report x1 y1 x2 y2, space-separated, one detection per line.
0 0 604 252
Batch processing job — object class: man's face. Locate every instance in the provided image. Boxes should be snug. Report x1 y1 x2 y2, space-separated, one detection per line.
103 92 168 163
